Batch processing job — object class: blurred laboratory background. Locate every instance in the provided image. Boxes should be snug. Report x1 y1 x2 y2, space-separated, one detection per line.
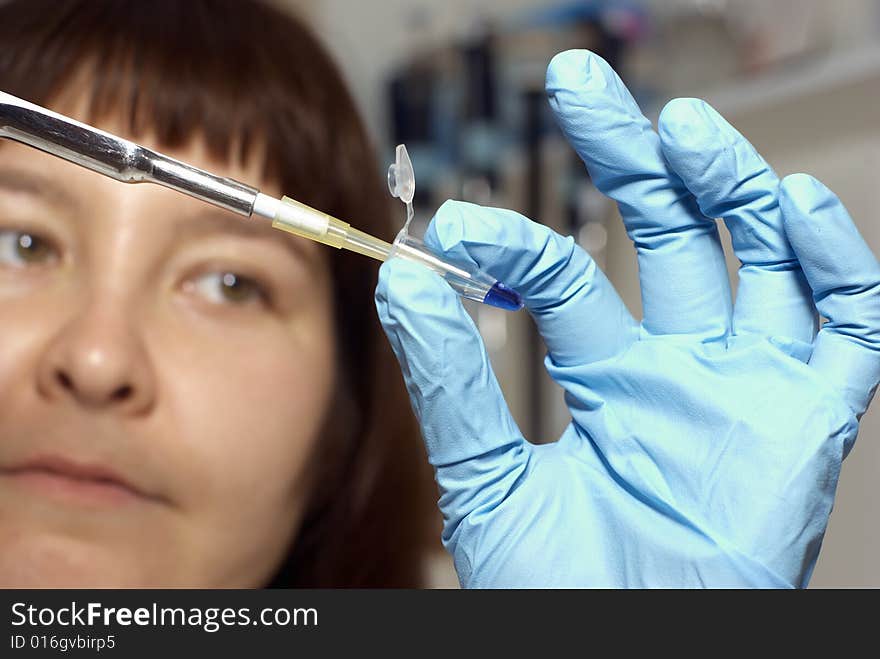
277 0 880 587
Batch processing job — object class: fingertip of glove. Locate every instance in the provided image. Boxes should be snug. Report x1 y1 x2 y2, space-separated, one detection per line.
426 200 518 269
780 173 821 202
425 200 471 255
375 258 456 321
545 49 609 98
376 258 424 303
658 97 723 151
658 98 703 136
779 174 862 264
779 173 841 221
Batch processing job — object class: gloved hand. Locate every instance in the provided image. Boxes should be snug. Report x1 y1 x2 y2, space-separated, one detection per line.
375 50 880 587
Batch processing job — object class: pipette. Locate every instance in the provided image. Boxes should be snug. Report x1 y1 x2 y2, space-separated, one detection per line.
0 90 523 312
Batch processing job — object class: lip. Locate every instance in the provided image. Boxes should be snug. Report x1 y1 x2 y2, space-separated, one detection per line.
0 455 163 507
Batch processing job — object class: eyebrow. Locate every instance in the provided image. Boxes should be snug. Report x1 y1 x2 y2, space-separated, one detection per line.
0 167 80 211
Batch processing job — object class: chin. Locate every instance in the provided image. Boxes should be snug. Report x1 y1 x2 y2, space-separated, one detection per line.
0 530 147 588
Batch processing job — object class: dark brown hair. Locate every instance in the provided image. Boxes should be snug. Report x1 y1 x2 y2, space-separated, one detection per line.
0 0 436 587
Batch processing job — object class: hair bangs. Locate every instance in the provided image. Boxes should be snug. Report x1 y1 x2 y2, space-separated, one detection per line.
0 0 346 211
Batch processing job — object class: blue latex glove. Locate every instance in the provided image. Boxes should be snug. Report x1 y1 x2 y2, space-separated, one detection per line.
375 50 880 587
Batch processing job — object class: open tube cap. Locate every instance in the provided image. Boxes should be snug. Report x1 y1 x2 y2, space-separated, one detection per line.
387 145 415 205
386 145 523 312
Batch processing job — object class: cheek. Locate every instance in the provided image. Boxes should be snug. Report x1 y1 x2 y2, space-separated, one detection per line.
156 303 337 563
171 330 335 489
0 286 73 395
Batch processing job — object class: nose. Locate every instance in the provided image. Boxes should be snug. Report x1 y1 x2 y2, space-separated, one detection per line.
36 303 157 415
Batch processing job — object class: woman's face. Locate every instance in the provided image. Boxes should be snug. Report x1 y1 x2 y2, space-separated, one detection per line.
0 102 337 586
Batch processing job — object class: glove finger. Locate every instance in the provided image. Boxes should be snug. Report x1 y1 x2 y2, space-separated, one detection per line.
425 200 638 367
375 257 531 545
780 174 880 417
659 98 817 344
546 49 731 338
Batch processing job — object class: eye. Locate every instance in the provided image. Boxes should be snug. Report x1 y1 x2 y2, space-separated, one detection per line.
0 229 59 267
188 271 268 306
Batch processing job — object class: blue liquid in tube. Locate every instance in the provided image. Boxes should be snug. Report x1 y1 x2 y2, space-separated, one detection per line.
483 281 524 311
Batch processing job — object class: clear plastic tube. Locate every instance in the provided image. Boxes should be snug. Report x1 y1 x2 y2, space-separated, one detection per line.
388 232 523 311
